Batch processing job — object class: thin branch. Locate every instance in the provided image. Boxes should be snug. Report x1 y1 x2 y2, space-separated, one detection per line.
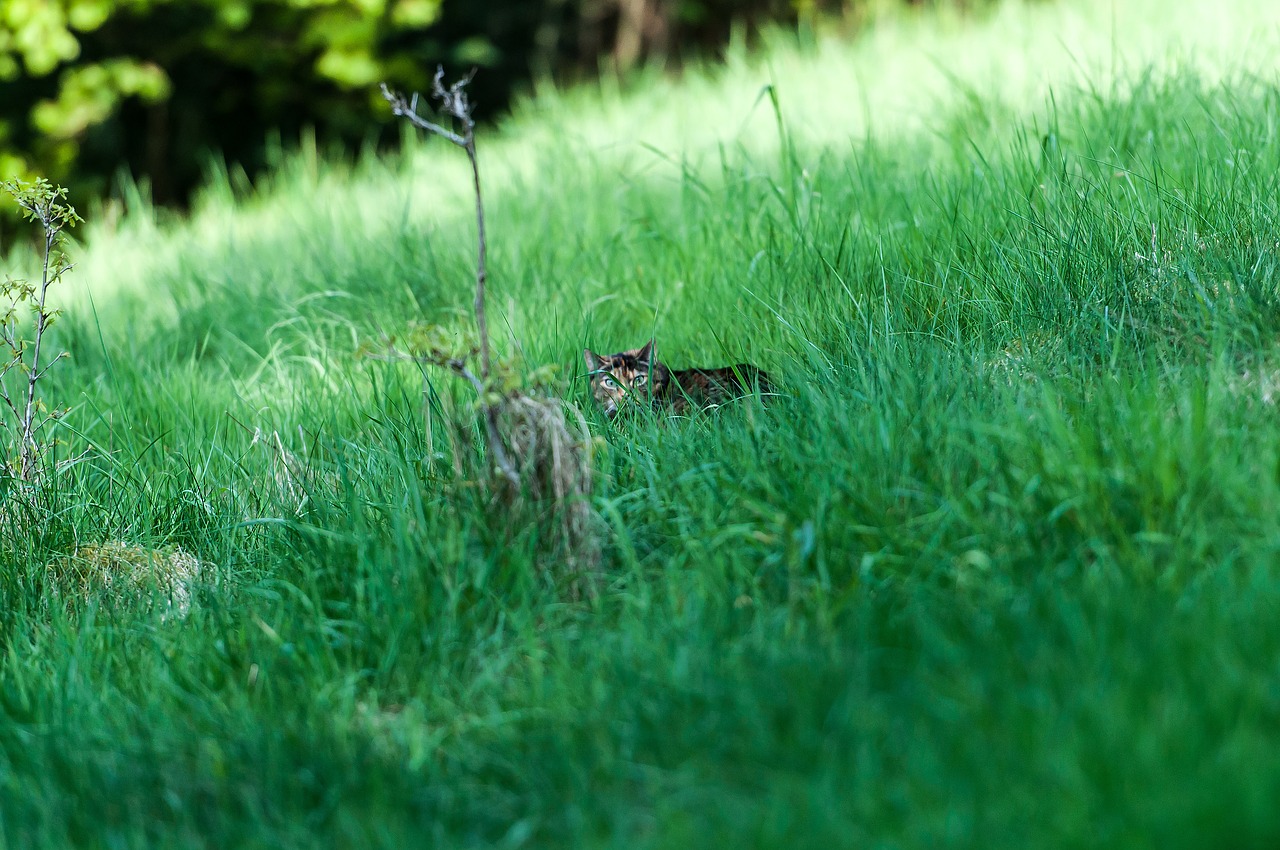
382 70 518 487
464 135 493 384
34 351 68 381
18 226 57 478
381 87 469 146
445 358 487 396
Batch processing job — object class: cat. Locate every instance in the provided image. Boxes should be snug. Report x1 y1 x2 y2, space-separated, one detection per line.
583 340 771 418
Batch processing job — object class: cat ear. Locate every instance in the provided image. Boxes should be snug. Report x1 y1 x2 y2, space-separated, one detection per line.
637 339 655 367
583 349 604 373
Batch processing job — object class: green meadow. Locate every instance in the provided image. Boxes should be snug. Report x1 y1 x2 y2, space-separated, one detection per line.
5 0 1280 845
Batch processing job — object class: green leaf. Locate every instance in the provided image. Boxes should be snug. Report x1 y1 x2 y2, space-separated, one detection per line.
67 0 112 32
315 47 381 88
391 0 441 27
32 59 171 138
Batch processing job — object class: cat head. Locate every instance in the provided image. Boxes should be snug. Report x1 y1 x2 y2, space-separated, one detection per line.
582 340 670 418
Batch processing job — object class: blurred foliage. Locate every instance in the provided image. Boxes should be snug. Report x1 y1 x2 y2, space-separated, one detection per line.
0 0 452 211
0 0 979 218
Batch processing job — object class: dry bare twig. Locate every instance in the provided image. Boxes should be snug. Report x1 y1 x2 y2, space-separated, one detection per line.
381 71 519 487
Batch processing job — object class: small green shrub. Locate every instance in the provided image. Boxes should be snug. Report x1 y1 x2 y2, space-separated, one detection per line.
1 177 79 483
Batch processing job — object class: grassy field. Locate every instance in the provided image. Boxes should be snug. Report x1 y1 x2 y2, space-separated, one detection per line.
5 0 1280 846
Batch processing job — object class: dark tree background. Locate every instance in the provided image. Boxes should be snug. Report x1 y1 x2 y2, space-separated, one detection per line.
0 0 982 215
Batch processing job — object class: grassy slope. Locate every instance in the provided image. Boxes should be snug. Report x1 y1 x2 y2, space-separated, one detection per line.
5 0 1280 847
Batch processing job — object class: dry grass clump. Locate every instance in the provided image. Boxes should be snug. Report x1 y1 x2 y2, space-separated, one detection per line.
1227 363 1280 407
497 392 601 595
47 541 204 620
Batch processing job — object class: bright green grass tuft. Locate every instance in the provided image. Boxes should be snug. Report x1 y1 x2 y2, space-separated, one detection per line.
4 0 1280 847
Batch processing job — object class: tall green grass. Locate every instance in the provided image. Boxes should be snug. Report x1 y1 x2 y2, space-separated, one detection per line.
4 0 1280 846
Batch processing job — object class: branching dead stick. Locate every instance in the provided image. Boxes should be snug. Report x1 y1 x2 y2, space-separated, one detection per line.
382 72 495 379
381 71 519 487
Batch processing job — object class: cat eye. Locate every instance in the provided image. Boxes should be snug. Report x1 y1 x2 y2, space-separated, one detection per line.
633 375 648 387
601 376 618 389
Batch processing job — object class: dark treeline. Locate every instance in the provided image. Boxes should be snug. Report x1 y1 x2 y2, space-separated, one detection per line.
0 0 987 214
